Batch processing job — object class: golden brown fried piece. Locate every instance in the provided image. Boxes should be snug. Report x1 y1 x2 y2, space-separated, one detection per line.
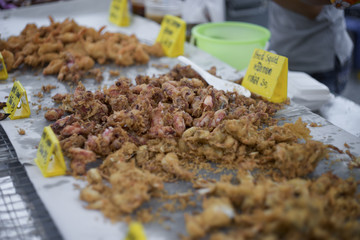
44 108 64 121
273 140 328 178
102 141 138 163
18 128 26 135
41 84 57 93
24 54 41 67
38 42 63 55
40 53 60 64
185 197 235 239
141 42 165 57
1 50 15 72
161 152 194 180
51 93 69 103
21 43 38 56
133 44 150 64
0 39 7 50
83 39 107 64
6 36 25 51
57 32 80 43
68 147 97 175
74 56 94 70
81 160 164 219
43 59 64 75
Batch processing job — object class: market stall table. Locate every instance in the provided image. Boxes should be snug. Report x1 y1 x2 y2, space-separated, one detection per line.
1 1 360 239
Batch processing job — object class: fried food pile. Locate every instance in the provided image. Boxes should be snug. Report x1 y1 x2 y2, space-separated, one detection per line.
188 171 360 240
0 17 164 82
46 64 287 175
44 65 360 239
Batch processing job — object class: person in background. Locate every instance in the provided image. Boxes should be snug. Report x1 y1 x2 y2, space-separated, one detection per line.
182 0 225 40
306 0 360 9
268 0 355 94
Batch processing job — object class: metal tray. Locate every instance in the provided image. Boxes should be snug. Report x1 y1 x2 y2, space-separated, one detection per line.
0 124 62 240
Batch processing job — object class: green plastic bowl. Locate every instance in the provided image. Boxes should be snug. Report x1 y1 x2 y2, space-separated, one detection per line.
191 22 271 71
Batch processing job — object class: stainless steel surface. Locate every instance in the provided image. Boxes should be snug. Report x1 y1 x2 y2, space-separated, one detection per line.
319 95 360 138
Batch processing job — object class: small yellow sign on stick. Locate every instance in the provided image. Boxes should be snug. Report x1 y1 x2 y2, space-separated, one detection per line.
124 222 146 240
156 15 186 58
4 81 31 120
0 52 8 80
242 49 288 103
35 126 66 177
109 0 131 27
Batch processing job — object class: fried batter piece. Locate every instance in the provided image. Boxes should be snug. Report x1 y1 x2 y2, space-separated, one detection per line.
1 50 15 72
185 197 235 239
1 17 165 82
161 152 194 180
68 147 96 175
44 108 64 121
81 160 164 220
273 140 328 178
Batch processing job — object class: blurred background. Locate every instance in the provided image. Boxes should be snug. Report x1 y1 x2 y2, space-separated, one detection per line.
1 0 360 105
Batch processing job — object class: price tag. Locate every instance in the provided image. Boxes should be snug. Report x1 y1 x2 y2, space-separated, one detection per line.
4 81 31 120
0 52 8 80
156 15 186 58
109 0 131 27
35 126 66 177
242 49 288 103
124 222 146 240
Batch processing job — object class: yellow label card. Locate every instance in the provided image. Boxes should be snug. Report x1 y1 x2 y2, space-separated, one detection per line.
35 126 66 177
125 222 146 240
156 15 186 58
242 49 288 103
0 52 8 80
4 81 31 120
109 0 131 27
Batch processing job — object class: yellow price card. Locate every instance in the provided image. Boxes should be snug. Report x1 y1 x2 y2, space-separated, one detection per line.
109 0 131 27
4 81 31 120
124 222 146 240
242 49 288 103
156 15 186 58
35 126 66 177
0 52 8 80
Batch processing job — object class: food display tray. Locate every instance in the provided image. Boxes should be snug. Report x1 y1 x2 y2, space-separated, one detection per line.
0 1 360 239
